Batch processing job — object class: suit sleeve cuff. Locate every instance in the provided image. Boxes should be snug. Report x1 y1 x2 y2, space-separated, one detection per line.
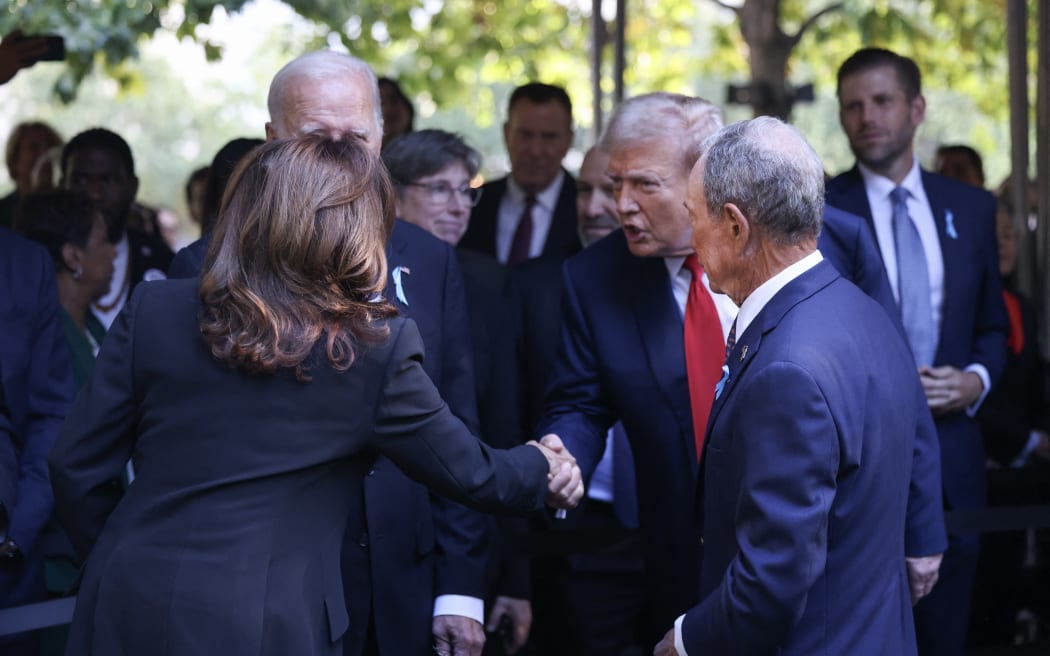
433 595 484 624
675 614 689 656
964 364 991 416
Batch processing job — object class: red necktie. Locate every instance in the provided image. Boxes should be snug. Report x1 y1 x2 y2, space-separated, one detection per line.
683 254 726 459
507 195 535 266
1003 289 1024 355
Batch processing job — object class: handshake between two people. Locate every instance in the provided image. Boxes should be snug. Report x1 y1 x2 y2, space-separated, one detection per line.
525 434 585 511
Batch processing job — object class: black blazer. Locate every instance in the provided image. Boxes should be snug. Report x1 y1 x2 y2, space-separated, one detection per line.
346 220 488 656
163 222 491 655
49 279 548 656
460 172 582 262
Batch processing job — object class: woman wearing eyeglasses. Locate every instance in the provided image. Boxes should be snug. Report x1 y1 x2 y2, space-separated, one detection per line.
383 130 536 654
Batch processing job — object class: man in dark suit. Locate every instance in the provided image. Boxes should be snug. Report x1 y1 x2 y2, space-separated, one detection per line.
265 51 491 656
657 115 939 656
61 128 174 328
460 83 581 265
540 91 946 648
0 228 74 655
538 93 736 644
507 145 642 656
826 48 1009 656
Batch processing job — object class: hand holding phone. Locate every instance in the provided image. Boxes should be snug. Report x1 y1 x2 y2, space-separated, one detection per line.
0 30 65 85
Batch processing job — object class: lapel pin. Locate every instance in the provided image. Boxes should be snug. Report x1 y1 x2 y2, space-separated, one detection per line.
945 210 958 240
392 265 411 305
740 345 748 361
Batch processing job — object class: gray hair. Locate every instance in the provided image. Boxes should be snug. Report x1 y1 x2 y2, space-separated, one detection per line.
600 92 723 173
382 129 481 194
267 50 383 135
700 116 824 244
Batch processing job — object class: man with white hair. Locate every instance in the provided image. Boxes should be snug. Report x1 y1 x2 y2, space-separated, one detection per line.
538 92 737 644
656 115 935 656
266 51 490 656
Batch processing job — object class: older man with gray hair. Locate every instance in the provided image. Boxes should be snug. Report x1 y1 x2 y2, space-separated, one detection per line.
654 116 941 656
264 50 492 656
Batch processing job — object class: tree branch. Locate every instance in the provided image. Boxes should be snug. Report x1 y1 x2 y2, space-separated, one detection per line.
709 0 742 16
788 2 843 47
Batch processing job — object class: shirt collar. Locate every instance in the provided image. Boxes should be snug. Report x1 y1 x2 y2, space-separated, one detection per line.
506 170 565 210
857 157 923 201
735 250 824 339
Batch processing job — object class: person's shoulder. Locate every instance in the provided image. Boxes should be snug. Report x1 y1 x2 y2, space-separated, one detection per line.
565 229 628 275
131 277 199 309
920 170 996 208
0 226 48 262
825 166 862 194
481 176 509 193
390 219 453 257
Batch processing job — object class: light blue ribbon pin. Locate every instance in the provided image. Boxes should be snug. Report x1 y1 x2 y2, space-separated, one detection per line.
392 265 410 305
945 209 958 240
714 364 730 400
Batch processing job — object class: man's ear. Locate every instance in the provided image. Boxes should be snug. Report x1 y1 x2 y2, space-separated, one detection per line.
723 202 750 249
265 122 278 142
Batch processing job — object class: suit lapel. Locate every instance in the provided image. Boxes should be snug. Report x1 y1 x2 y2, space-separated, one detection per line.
702 261 841 454
628 255 695 458
921 170 960 361
828 167 879 243
541 171 580 258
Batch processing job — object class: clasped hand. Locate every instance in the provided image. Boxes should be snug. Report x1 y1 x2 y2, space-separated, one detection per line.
919 366 982 417
527 434 584 510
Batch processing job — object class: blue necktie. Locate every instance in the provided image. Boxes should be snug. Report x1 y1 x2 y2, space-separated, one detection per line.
890 187 936 366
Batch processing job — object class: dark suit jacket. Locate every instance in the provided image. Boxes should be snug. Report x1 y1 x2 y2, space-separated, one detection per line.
48 279 548 656
683 260 933 655
460 172 581 262
826 168 1009 511
538 223 945 639
538 230 707 638
161 222 489 655
820 205 897 319
0 228 74 607
167 236 209 279
345 220 488 656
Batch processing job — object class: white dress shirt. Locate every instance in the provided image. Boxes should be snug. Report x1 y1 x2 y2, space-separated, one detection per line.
495 172 565 264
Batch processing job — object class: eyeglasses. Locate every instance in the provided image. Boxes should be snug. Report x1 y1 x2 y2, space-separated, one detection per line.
404 181 483 207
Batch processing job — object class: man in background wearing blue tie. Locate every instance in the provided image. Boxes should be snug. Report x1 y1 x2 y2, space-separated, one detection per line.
826 47 1009 656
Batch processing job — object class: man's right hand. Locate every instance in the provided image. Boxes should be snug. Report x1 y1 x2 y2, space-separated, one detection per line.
528 434 584 509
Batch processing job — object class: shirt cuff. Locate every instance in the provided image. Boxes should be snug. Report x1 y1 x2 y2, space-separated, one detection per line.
674 613 689 656
964 364 991 417
433 595 485 624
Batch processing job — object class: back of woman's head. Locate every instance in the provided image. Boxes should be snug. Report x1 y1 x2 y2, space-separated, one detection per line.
199 135 397 380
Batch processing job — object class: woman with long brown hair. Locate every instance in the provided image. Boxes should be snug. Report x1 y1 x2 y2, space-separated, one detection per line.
49 135 581 656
